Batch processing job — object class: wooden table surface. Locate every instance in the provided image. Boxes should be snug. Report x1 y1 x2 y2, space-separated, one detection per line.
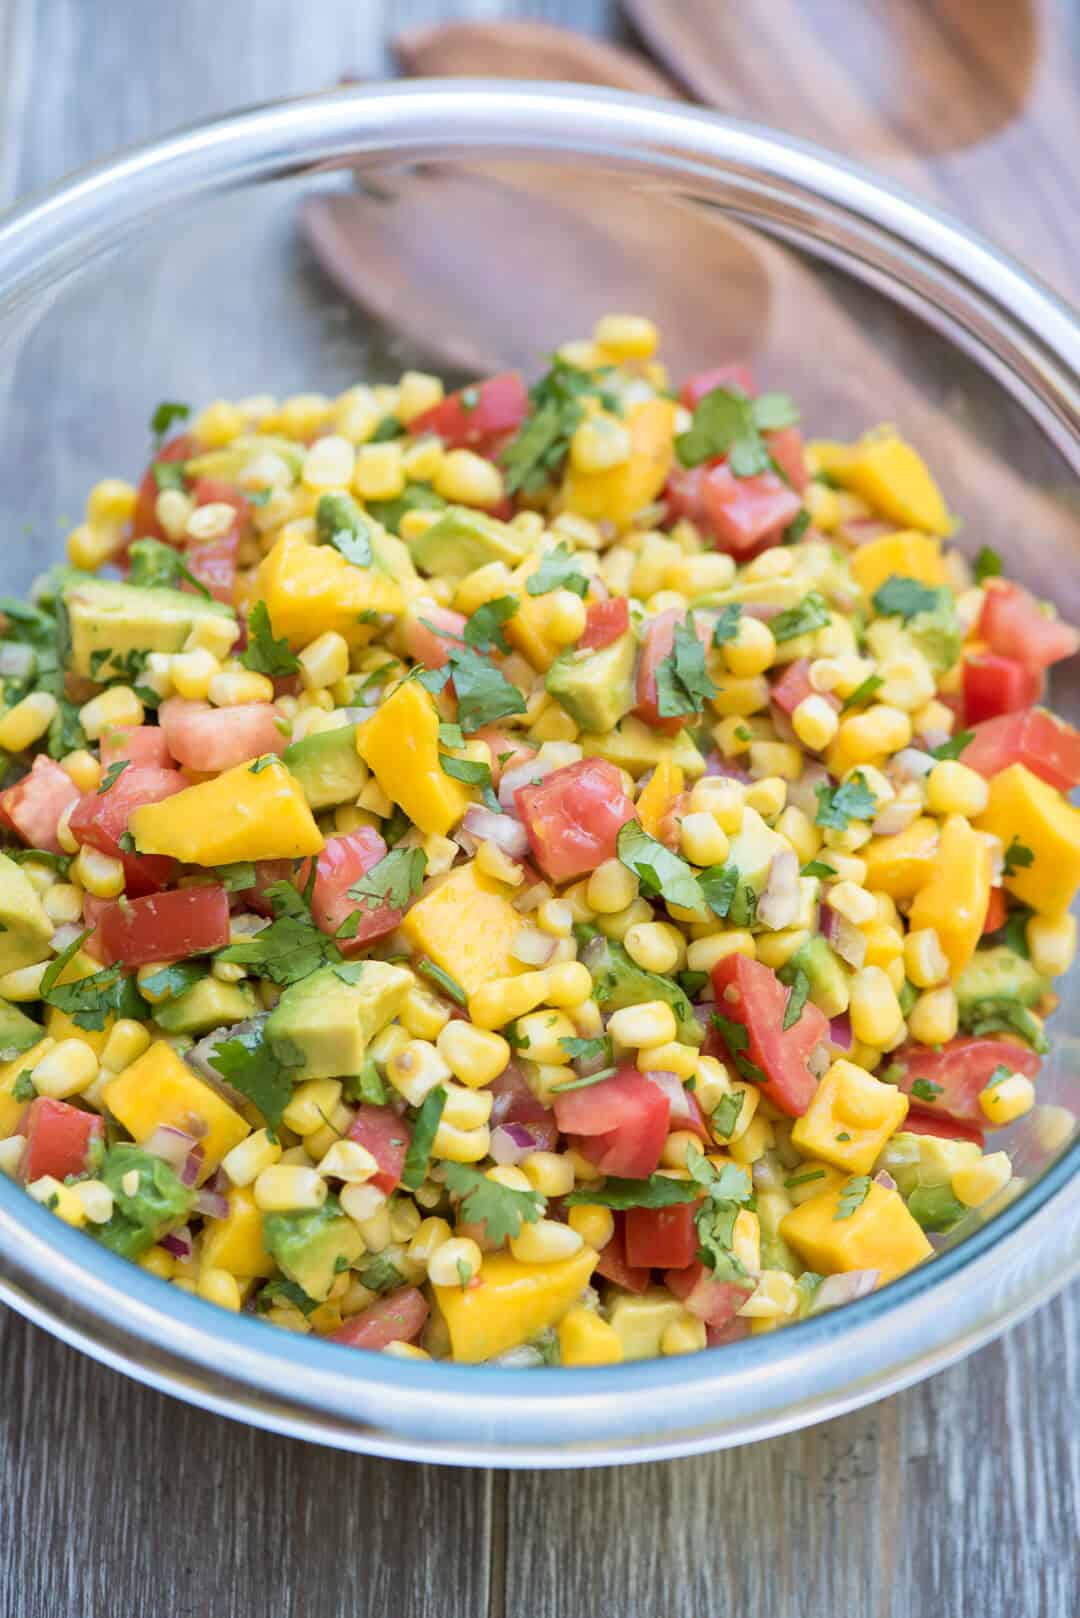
0 3 1076 1614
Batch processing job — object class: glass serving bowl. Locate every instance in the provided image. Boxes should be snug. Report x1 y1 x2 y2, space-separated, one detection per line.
0 83 1076 1468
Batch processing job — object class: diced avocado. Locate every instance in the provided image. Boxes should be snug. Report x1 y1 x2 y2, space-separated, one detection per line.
265 960 412 1081
725 807 790 927
92 1143 196 1259
756 1187 800 1276
546 630 636 733
875 1131 980 1199
154 977 258 1037
367 482 447 536
61 575 234 679
0 854 55 978
0 997 44 1061
580 717 706 780
369 525 418 583
283 724 368 811
183 434 306 484
583 936 704 1047
955 946 1047 1012
410 506 534 580
691 578 805 612
790 934 851 1019
263 1195 366 1302
908 593 962 675
907 1181 968 1233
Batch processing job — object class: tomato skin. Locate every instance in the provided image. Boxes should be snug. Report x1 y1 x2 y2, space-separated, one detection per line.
184 530 239 604
981 887 1008 935
347 1105 411 1194
556 1065 670 1179
980 580 1080 669
625 1202 698 1269
679 365 756 410
515 758 635 885
962 654 1043 724
962 708 1080 791
133 433 195 541
891 1037 1040 1129
473 727 535 789
595 1216 652 1294
402 604 466 669
93 886 231 967
903 1110 986 1148
158 697 285 772
666 1261 753 1325
298 826 400 953
635 607 712 736
0 756 81 854
99 725 173 770
770 657 838 719
190 476 252 532
710 954 828 1117
327 1286 429 1350
19 1097 105 1183
765 425 809 493
578 597 629 652
701 463 802 556
70 764 185 895
409 372 529 453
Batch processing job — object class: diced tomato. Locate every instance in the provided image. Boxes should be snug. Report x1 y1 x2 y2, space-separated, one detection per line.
679 364 756 411
158 697 285 773
664 463 709 527
488 1061 552 1127
298 826 400 953
765 425 809 493
93 886 231 967
409 372 529 453
19 1098 104 1184
327 1286 429 1350
979 580 1080 670
346 1104 411 1194
99 725 173 771
402 603 466 669
962 654 1043 724
903 1109 986 1148
981 887 1008 935
240 858 295 918
515 758 635 885
578 597 629 652
473 728 536 789
184 530 239 605
133 433 195 541
701 463 803 557
625 1202 698 1269
0 757 81 854
708 1316 752 1347
891 1037 1041 1129
190 476 253 533
961 708 1080 791
666 1261 753 1325
770 657 839 719
710 954 829 1117
595 1216 652 1294
555 1065 670 1179
69 764 185 895
635 607 713 736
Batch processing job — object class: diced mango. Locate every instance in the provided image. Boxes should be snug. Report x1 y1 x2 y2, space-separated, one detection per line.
434 1247 598 1362
401 860 526 996
504 555 569 673
908 814 992 977
0 1037 53 1139
635 756 683 840
561 397 677 530
356 678 471 838
580 717 707 780
791 1058 909 1175
252 530 402 648
199 1186 275 1278
850 530 947 598
103 1040 250 1178
812 429 952 536
781 1179 932 1284
45 1005 109 1057
131 757 323 865
558 1304 624 1366
976 762 1080 916
863 816 940 901
606 1289 689 1360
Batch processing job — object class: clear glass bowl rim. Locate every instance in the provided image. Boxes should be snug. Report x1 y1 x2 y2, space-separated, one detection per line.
0 80 1076 1466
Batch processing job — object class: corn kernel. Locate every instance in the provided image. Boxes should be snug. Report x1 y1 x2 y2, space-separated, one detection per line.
205 670 274 708
0 1137 25 1179
521 1151 576 1198
608 1001 678 1050
301 434 355 491
592 313 658 360
72 845 125 899
509 1218 584 1264
711 675 770 717
567 1203 614 1249
685 931 756 971
979 1073 1036 1126
637 1042 698 1081
0 691 57 753
170 649 220 702
395 370 443 423
297 631 350 692
431 1120 490 1164
87 477 137 525
926 760 989 818
221 1128 281 1188
660 1314 708 1355
792 694 839 751
435 1021 510 1089
908 985 959 1046
738 1269 799 1320
570 412 632 473
282 1078 344 1137
78 685 144 740
623 921 681 975
903 927 950 988
43 883 82 926
27 1175 86 1227
730 1208 761 1272
719 617 774 681
544 961 593 1008
535 899 573 939
679 811 729 867
1026 912 1077 979
433 449 504 507
253 1164 328 1212
30 1038 99 1099
441 1082 494 1131
543 588 588 647
351 440 405 501
195 1267 242 1312
744 777 787 820
71 1178 114 1224
0 961 48 1001
316 1139 378 1183
427 1236 483 1287
689 776 744 833
387 1041 452 1107
849 966 904 1048
951 1151 1012 1208
67 522 124 570
826 881 877 927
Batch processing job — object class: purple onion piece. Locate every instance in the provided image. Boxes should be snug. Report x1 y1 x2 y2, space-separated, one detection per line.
703 752 752 783
498 756 550 809
873 1169 897 1192
489 1123 537 1165
192 1187 229 1220
462 804 529 859
160 1225 193 1260
180 1146 205 1188
142 1125 199 1170
828 1012 853 1051
810 1269 880 1313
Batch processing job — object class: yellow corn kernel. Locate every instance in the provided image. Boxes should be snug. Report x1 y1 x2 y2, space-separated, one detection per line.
570 412 632 473
69 1178 113 1224
206 670 274 707
86 477 137 525
138 1245 175 1280
221 1128 282 1188
738 1269 799 1320
435 1021 510 1090
593 313 658 360
387 1041 452 1108
657 1129 700 1169
754 928 810 971
678 812 729 868
564 1205 614 1255
951 1151 1012 1208
608 1001 678 1050
521 1151 576 1199
253 1164 328 1213
427 1236 483 1288
728 1113 773 1165
351 441 405 501
509 1218 585 1264
690 776 745 833
848 966 904 1048
433 449 504 507
170 649 220 702
543 589 588 648
792 694 839 752
908 985 959 1046
637 1042 698 1082
979 1073 1036 1126
830 706 913 773
43 884 82 926
623 921 682 975
297 631 350 692
825 880 876 928
282 1078 344 1138
399 985 451 1043
441 1082 494 1131
775 805 821 866
197 1267 243 1312
545 961 593 1009
301 434 355 492
185 501 236 544
730 1208 761 1274
685 931 756 971
315 1139 378 1184
1032 1103 1075 1153
723 616 776 678
274 393 331 439
93 1020 147 1076
59 750 101 794
534 899 573 940
0 692 57 753
1026 912 1077 979
0 961 49 1001
30 1039 99 1100
71 845 125 899
66 521 124 570
27 1174 87 1227
595 896 653 943
711 675 770 717
743 778 787 822
926 760 989 819
903 927 949 989
408 1215 453 1269
510 1010 575 1067
467 972 547 1031
183 614 239 660
394 369 443 423
431 1120 490 1164
78 685 144 740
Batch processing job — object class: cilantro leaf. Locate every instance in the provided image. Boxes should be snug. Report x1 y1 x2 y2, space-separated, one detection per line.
931 730 974 762
558 1035 612 1067
41 932 147 1031
526 543 589 600
500 359 612 497
346 847 426 915
151 401 190 440
13 1070 36 1102
444 1161 546 1244
769 591 831 644
213 861 258 892
416 959 467 1007
564 1175 700 1210
138 960 207 1001
438 752 494 792
549 1067 618 1092
240 602 300 677
258 1277 318 1316
801 859 837 878
359 1254 406 1295
464 596 518 654
1002 837 1034 876
710 1091 745 1140
676 387 758 471
834 1175 872 1220
367 482 446 535
437 722 465 750
982 1064 1013 1093
127 538 210 599
315 491 373 567
782 509 811 545
400 1086 447 1191
616 820 704 913
782 968 811 1031
210 1025 305 1129
840 674 884 713
752 392 800 431
910 1078 943 1103
217 882 341 984
710 603 742 647
655 614 717 718
97 760 130 795
974 546 1002 584
698 862 739 920
815 772 876 830
871 576 941 622
444 645 527 733
962 998 1048 1053
344 1059 388 1106
784 1168 827 1189
2 847 71 876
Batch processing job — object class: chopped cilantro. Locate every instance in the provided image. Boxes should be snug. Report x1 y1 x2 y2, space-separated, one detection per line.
258 1278 318 1316
150 401 190 440
676 386 797 476
500 358 614 497
97 760 130 795
782 508 812 545
240 602 300 677
525 543 589 599
782 968 811 1031
127 538 210 599
444 1161 546 1244
213 861 258 892
369 415 404 443
833 1175 872 1220
400 1086 447 1191
359 1255 405 1295
840 674 884 713
710 603 742 647
784 1168 827 1189
550 1067 618 1092
463 595 518 654
315 491 373 567
209 1025 305 1129
13 1070 35 1102
655 614 717 718
218 880 341 984
769 591 831 644
710 1090 745 1140
871 575 940 622
982 1064 1013 1092
815 772 876 830
930 730 974 761
752 392 801 430
249 756 274 774
564 1175 700 1210
342 847 426 924
151 460 186 492
801 859 837 878
910 1078 943 1103
974 546 1002 584
558 1035 612 1067
437 722 465 750
1003 837 1035 876
423 645 526 733
3 848 71 876
41 932 147 1031
415 958 467 1007
616 820 703 913
698 862 739 920
138 960 207 1001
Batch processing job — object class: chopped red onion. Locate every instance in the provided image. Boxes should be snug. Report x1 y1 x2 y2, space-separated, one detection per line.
511 927 556 968
872 799 920 836
644 1070 709 1138
452 826 479 856
498 756 548 808
810 1270 880 1313
821 902 867 968
160 1225 193 1261
703 754 752 784
513 879 553 914
917 728 950 753
462 804 529 860
193 1186 229 1220
751 1156 784 1191
787 761 832 819
874 1170 897 1192
488 1061 551 1127
829 1012 853 1051
49 922 85 954
742 600 783 621
143 1125 199 1170
489 1122 539 1165
891 747 936 781
819 901 840 946
180 1145 205 1188
769 705 799 747
758 849 800 931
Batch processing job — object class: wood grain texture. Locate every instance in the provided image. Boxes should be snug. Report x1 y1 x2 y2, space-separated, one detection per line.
0 4 1077 1617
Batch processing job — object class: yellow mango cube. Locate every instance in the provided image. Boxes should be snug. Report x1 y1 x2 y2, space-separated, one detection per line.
401 860 526 996
908 814 992 977
357 679 471 838
504 555 572 673
561 397 677 530
791 1058 909 1175
252 530 402 648
199 1186 275 1278
103 1041 250 1178
606 1289 690 1361
635 756 683 840
815 429 951 536
781 1179 932 1285
976 762 1080 916
45 1005 110 1057
863 816 940 901
558 1304 624 1366
131 757 323 865
850 529 947 598
434 1248 598 1362
0 1037 53 1138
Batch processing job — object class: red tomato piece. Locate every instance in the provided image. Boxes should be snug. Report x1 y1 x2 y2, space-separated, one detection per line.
347 1105 411 1194
635 607 713 736
190 476 253 533
299 827 400 954
666 1261 753 1325
0 757 81 854
679 364 756 410
701 463 802 557
891 1038 1040 1129
473 728 536 789
578 596 629 652
157 697 285 773
625 1202 698 1270
903 1109 986 1148
770 657 839 719
409 372 529 453
664 463 708 528
19 1098 104 1184
515 758 634 885
402 603 466 669
184 530 239 605
69 764 185 896
980 580 1080 670
594 1216 652 1294
327 1286 429 1350
99 725 173 771
981 887 1008 935
710 954 828 1117
93 886 231 967
555 1065 670 1179
961 708 1080 791
765 425 809 493
962 654 1043 724
133 433 195 541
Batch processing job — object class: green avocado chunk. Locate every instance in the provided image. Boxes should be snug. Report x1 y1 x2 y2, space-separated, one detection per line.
724 807 793 928
410 506 533 580
954 946 1049 1050
283 724 368 811
579 717 706 780
545 630 637 733
61 575 234 679
0 854 55 978
265 960 413 1081
789 934 851 1020
908 593 963 675
756 1187 801 1275
263 1195 366 1302
92 1143 196 1259
0 996 44 1061
875 1131 981 1200
583 936 704 1047
153 977 258 1037
907 1181 968 1233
